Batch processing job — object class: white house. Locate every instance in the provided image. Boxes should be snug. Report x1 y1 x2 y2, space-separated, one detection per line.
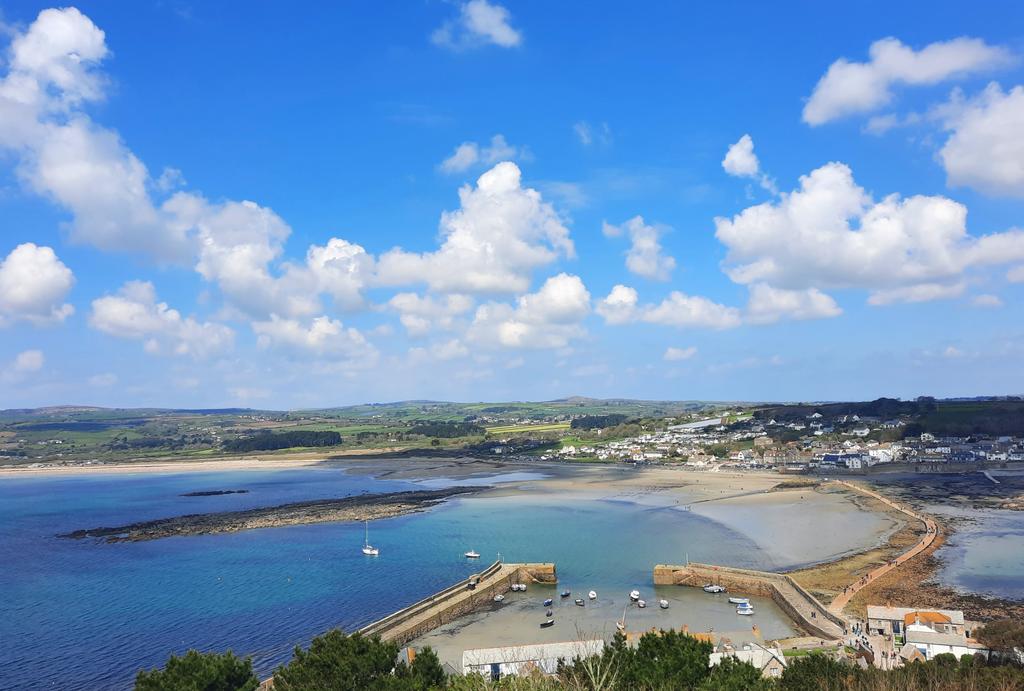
709 643 787 679
462 640 606 680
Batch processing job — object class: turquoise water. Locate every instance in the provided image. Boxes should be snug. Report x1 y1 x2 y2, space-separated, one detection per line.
2 467 780 690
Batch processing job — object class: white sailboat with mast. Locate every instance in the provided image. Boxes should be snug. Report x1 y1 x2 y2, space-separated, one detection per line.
361 520 379 555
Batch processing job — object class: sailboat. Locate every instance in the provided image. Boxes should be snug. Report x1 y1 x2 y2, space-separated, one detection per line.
361 521 379 556
616 603 627 632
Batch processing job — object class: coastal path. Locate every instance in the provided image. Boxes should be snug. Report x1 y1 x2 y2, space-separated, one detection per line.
826 480 939 615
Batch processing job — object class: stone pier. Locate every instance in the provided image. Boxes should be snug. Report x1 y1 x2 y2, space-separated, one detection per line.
654 562 847 640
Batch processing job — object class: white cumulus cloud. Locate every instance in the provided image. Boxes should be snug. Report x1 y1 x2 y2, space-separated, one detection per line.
714 161 1024 305
89 281 234 358
432 0 522 51
721 134 776 193
439 134 520 174
0 243 74 326
803 36 1012 125
387 292 474 337
603 216 676 282
596 285 741 330
252 315 377 367
468 273 590 349
377 162 573 294
745 284 842 324
938 83 1024 197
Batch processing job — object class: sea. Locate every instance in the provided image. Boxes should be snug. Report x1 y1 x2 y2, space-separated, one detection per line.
0 464 977 689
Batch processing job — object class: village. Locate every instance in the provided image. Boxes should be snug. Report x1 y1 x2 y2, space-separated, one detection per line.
536 411 1024 474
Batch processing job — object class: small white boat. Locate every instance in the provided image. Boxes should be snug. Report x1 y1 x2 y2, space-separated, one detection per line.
659 599 669 609
511 583 526 592
736 606 755 616
629 589 641 601
464 550 480 559
728 597 749 605
493 594 505 603
703 584 726 594
588 590 597 600
637 599 647 608
616 604 627 632
361 521 379 556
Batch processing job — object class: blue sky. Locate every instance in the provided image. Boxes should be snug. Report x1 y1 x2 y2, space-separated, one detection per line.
1 1 1023 408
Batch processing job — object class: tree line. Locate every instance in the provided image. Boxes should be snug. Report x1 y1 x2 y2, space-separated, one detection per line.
222 430 342 452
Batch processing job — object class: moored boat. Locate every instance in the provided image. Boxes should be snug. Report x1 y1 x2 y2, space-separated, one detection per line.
588 590 597 600
545 609 553 616
543 598 553 607
560 590 571 598
540 618 555 628
464 550 480 559
574 598 585 606
728 597 749 605
658 599 669 609
361 521 379 556
629 589 640 601
637 599 647 608
736 603 755 616
703 584 726 594
493 594 504 603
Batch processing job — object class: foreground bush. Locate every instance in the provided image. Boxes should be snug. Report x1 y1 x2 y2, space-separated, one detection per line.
140 629 1024 691
135 649 258 691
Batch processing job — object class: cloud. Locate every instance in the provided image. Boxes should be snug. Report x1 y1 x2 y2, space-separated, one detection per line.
432 0 522 51
721 134 777 193
664 346 697 361
943 345 964 358
409 338 470 362
1009 265 1024 283
11 349 44 373
89 281 234 358
573 121 611 147
0 9 376 320
439 134 521 173
722 134 760 177
387 292 474 337
2 349 45 383
803 37 1012 125
938 83 1024 197
0 243 75 326
596 284 741 330
252 315 377 366
603 216 676 281
377 162 573 294
714 161 1024 305
468 273 590 349
867 282 966 305
971 294 1002 308
745 283 842 324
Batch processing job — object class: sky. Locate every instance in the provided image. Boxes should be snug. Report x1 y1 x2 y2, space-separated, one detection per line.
1 1 1024 409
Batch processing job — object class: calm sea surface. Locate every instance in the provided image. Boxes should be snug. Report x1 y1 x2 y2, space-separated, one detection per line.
4 466 816 690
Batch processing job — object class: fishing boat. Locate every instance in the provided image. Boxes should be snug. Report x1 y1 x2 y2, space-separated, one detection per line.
728 597 749 605
629 589 641 601
540 618 555 628
637 599 647 608
543 598 553 607
702 584 726 594
736 603 755 616
464 550 480 559
560 590 571 598
574 598 585 606
659 599 669 609
588 590 597 600
361 521 379 556
493 594 504 603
